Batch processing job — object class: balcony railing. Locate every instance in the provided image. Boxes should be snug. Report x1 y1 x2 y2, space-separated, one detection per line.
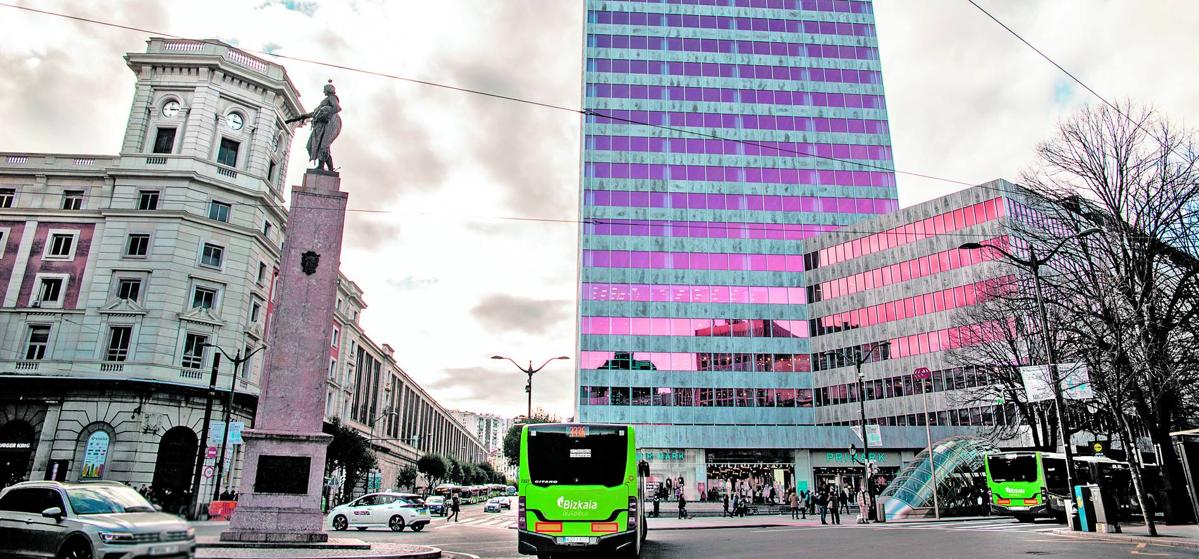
0 359 261 394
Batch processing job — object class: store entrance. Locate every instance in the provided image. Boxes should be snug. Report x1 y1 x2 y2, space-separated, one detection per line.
0 421 35 490
706 449 794 504
814 466 899 495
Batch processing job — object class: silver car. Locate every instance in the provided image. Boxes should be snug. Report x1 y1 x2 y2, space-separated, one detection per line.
0 480 195 559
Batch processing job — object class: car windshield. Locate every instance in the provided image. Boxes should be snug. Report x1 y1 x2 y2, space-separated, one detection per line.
427 497 443 503
66 486 156 515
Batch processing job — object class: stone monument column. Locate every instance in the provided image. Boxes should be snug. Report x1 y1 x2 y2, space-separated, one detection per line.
221 169 347 543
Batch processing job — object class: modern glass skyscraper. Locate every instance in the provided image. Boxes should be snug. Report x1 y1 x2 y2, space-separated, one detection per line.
576 0 898 497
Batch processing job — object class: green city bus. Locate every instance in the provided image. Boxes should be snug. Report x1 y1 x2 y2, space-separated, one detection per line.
985 451 1146 522
517 423 647 557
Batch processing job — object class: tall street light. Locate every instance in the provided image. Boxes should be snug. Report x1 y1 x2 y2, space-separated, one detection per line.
200 343 265 503
490 355 570 419
847 340 890 522
960 227 1100 520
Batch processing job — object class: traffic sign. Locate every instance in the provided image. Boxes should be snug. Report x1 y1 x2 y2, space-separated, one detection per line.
1093 442 1104 453
205 446 218 459
913 367 931 380
203 465 215 479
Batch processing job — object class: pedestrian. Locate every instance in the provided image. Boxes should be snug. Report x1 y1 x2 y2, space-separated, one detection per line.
829 486 841 525
801 490 809 519
677 492 688 519
789 490 800 520
722 493 730 517
841 485 852 515
448 492 461 522
652 492 660 518
856 484 870 524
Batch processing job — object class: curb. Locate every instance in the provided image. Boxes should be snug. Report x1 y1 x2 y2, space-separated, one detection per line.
1049 529 1199 550
885 516 994 525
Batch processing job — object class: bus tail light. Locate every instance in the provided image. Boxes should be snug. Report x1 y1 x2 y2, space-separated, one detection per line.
592 522 619 533
535 522 563 533
997 498 1011 505
518 497 526 530
1023 498 1038 505
628 496 638 519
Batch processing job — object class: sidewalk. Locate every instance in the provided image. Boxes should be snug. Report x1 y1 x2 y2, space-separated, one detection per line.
648 514 824 530
1050 523 1199 550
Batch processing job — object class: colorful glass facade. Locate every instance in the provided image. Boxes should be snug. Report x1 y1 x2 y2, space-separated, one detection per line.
577 0 896 436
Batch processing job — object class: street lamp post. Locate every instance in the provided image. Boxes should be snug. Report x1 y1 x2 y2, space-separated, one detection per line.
200 343 265 503
490 355 570 419
914 367 940 519
847 341 890 522
960 227 1100 523
367 389 397 494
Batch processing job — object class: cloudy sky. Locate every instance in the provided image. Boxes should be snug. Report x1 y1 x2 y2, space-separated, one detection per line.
1 1 1196 420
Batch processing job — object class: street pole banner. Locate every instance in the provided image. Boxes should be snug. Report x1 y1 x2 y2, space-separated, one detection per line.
208 421 246 445
1020 362 1093 402
852 425 883 446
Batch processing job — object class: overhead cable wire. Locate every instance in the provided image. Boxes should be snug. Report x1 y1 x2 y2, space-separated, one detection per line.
964 0 1171 148
0 2 979 187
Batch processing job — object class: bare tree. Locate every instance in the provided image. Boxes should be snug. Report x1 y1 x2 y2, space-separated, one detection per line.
1021 102 1199 527
946 275 1057 449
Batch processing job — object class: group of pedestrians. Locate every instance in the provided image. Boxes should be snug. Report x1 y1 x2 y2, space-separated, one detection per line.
810 484 872 525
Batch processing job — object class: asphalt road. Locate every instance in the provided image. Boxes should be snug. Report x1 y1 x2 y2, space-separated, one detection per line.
194 510 1199 559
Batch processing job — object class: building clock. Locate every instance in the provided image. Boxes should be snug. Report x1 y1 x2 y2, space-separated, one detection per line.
161 101 180 118
226 112 244 131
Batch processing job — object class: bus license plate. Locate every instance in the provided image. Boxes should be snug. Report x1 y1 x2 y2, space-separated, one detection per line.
558 536 595 545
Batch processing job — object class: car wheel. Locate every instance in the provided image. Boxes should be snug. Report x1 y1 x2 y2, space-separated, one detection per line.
333 515 348 531
57 540 93 559
410 523 425 532
389 515 406 532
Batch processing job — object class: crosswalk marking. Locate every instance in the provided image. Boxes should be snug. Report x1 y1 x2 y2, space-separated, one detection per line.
436 514 517 530
862 520 1058 534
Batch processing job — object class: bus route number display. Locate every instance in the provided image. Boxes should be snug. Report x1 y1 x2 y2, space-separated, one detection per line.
569 425 588 438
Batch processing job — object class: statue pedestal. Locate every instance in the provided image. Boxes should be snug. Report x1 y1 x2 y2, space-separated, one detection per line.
221 170 347 543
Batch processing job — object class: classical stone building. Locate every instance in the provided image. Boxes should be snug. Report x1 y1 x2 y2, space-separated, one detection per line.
0 38 483 511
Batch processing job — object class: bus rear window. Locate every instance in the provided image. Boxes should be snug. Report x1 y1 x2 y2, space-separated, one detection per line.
988 455 1038 483
527 429 628 487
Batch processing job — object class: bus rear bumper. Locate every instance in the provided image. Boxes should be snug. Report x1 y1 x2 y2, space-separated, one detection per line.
518 529 637 555
991 504 1051 517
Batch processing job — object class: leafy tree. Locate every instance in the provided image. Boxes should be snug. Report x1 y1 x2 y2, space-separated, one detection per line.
446 455 464 484
324 418 376 501
395 465 418 491
501 411 558 468
416 453 449 487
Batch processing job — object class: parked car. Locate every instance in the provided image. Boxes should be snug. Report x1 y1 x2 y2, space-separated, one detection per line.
484 497 504 513
425 495 447 516
327 492 431 532
0 480 196 559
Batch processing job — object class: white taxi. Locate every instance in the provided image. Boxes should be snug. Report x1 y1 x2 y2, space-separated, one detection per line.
327 492 431 532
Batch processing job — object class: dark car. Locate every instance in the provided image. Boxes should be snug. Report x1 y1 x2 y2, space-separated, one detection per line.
0 480 195 559
425 495 447 516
